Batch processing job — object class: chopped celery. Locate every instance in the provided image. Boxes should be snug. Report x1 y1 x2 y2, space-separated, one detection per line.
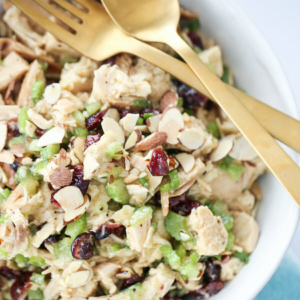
226 164 244 182
59 54 79 66
0 188 11 204
29 139 43 152
30 273 45 285
183 108 193 116
219 155 234 168
168 170 180 192
15 254 29 266
160 181 171 193
31 81 45 104
73 128 89 137
136 117 144 125
110 166 124 178
180 260 199 280
221 65 231 84
139 176 149 189
210 199 228 216
0 214 9 224
21 177 39 195
143 113 153 120
152 221 158 233
4 293 12 300
175 244 186 259
53 238 73 262
106 178 130 204
186 18 201 31
28 288 44 300
129 206 153 227
190 251 199 263
160 246 180 270
221 213 234 231
9 135 27 149
164 212 192 242
226 232 235 251
18 107 30 134
65 213 87 239
207 122 220 139
41 144 60 160
85 102 102 115
128 283 145 300
72 110 85 123
93 200 108 214
29 256 46 267
108 243 122 252
177 97 183 108
0 247 8 259
134 99 153 108
29 225 38 236
38 60 48 72
106 142 124 159
15 166 31 184
34 160 48 173
233 250 249 264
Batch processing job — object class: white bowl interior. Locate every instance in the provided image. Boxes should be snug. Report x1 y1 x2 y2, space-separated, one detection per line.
179 0 300 299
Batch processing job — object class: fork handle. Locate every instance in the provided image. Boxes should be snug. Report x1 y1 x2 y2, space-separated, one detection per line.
124 37 300 153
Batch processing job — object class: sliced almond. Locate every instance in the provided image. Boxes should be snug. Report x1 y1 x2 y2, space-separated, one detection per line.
56 148 71 167
178 128 204 150
65 271 90 288
158 107 184 144
135 132 168 151
64 195 90 223
54 186 84 211
102 117 125 145
160 90 178 111
0 150 15 164
56 99 77 115
25 120 36 137
36 126 65 147
127 184 148 206
134 125 149 133
44 83 62 105
104 108 120 122
210 138 234 162
0 124 7 152
0 105 20 121
27 109 54 130
49 167 73 187
175 153 195 173
161 191 169 216
230 136 258 161
146 114 161 133
125 130 142 150
120 113 139 133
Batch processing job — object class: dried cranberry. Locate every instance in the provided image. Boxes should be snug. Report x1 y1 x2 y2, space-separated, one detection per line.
35 127 45 137
103 55 116 66
44 234 60 244
122 275 144 289
203 260 221 282
50 189 61 207
187 31 204 49
95 223 125 240
162 293 183 300
147 149 169 176
11 272 32 300
172 80 207 109
0 267 21 279
86 111 106 131
7 118 21 138
189 280 224 299
139 108 161 118
71 232 95 260
119 109 130 118
10 162 19 172
84 134 101 151
69 165 90 195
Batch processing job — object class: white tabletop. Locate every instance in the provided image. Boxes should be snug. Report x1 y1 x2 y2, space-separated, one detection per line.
234 0 300 259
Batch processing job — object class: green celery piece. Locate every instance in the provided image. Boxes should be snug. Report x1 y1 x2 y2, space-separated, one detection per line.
168 170 180 192
164 212 192 242
59 54 79 66
0 214 9 224
106 178 130 204
9 135 27 151
207 122 220 139
72 110 85 123
0 247 8 259
73 128 89 137
177 97 183 108
187 18 201 31
106 142 124 159
139 176 149 189
129 206 153 227
85 102 102 115
218 155 234 168
190 251 199 263
29 225 38 236
166 251 181 270
128 283 145 300
226 164 244 182
18 107 30 134
180 260 199 280
21 177 39 195
226 232 235 251
0 188 11 204
183 108 193 116
34 160 48 173
29 140 43 152
221 213 234 231
30 273 45 285
31 81 45 103
93 200 108 214
152 221 158 233
41 144 60 160
136 117 144 125
134 99 153 108
4 293 12 300
65 213 87 239
38 60 48 72
110 166 124 179
108 243 122 252
15 166 31 184
221 65 230 84
143 113 153 120
53 238 73 262
160 181 171 193
15 254 29 266
28 288 44 300
233 250 249 264
210 199 228 216
29 256 46 267
175 244 186 259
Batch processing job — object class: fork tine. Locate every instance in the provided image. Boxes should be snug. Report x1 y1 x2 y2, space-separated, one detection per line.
31 0 81 31
51 0 86 19
10 0 77 47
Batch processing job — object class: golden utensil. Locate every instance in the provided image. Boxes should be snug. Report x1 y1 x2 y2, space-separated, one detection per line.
10 0 300 205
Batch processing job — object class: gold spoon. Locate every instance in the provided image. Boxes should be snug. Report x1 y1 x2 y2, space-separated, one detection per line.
100 0 300 206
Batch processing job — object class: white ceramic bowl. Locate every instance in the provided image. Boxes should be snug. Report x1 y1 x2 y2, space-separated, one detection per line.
179 0 300 299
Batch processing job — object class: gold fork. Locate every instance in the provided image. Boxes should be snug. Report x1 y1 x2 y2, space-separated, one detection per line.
9 0 300 154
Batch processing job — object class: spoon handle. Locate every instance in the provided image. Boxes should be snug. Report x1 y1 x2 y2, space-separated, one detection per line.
124 37 300 153
163 30 300 206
